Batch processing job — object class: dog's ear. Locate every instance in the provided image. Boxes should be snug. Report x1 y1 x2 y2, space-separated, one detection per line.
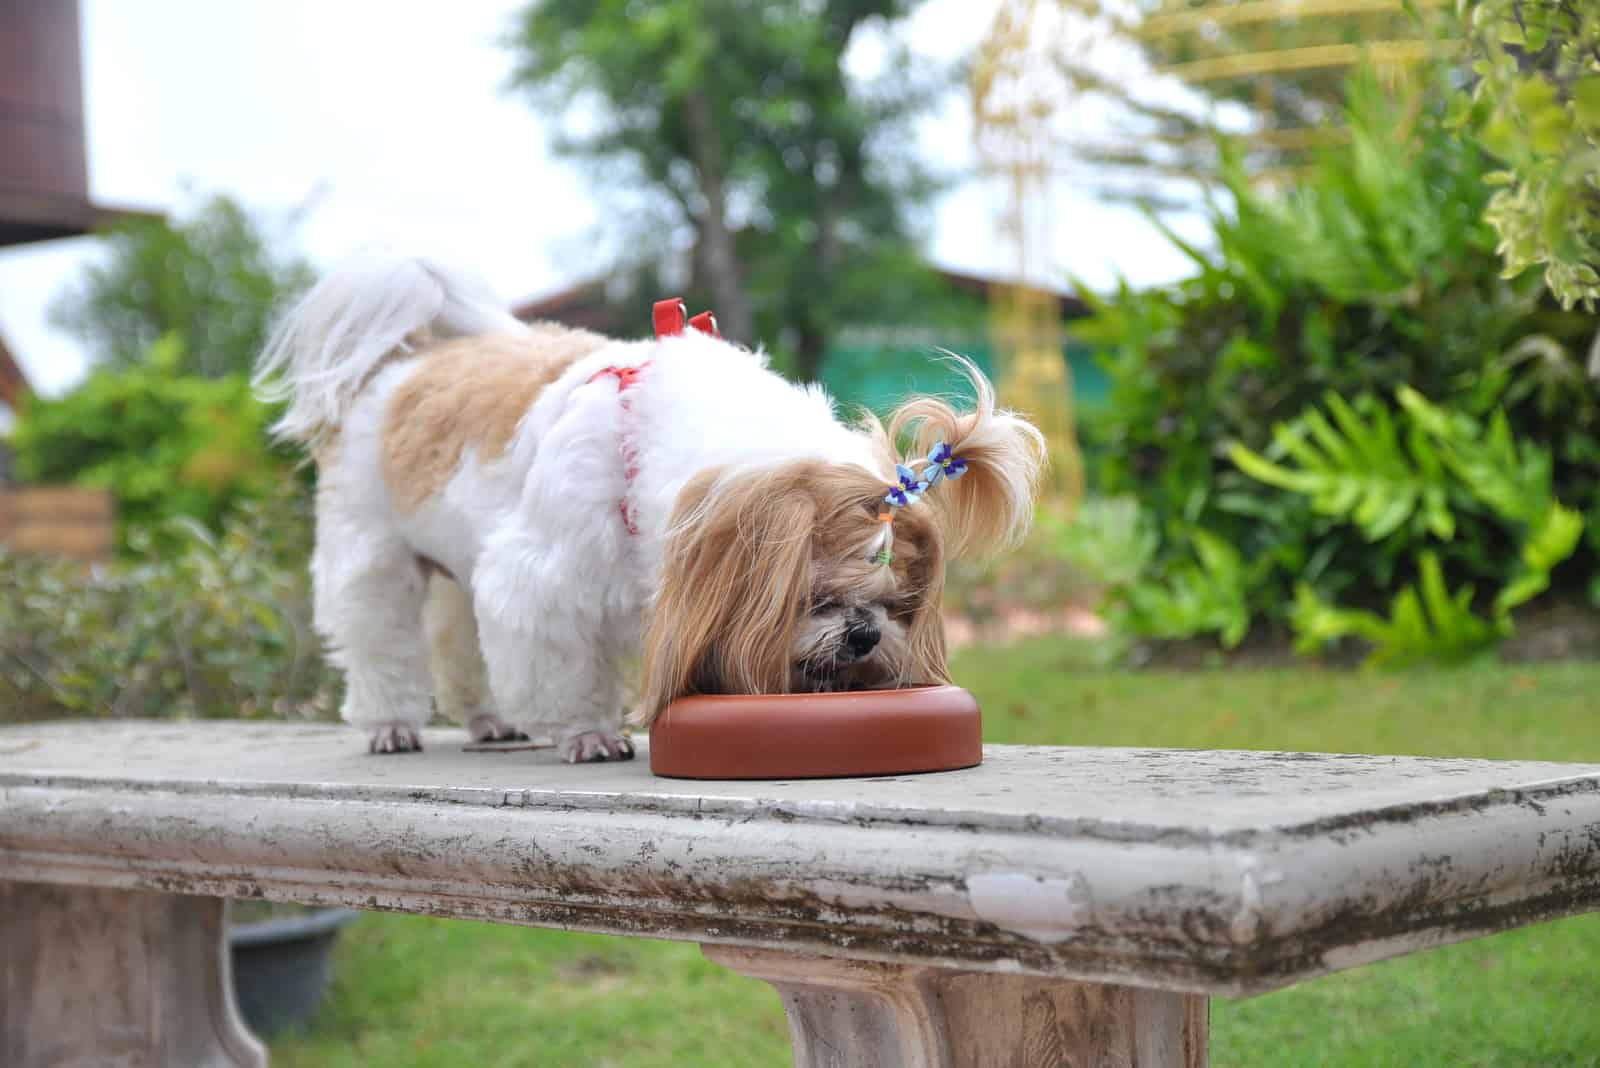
885 357 1046 559
639 466 816 723
888 504 952 688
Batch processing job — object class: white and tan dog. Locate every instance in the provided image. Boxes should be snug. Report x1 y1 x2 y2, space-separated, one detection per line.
256 257 1043 761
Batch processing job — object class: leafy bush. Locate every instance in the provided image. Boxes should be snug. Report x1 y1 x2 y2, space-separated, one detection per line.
0 486 334 723
1076 69 1599 653
9 336 299 554
1460 0 1600 309
1233 388 1585 663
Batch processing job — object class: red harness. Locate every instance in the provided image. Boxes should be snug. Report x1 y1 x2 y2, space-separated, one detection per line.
586 298 719 537
587 362 650 535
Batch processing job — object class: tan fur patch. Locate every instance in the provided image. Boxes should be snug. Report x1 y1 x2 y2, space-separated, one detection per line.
382 324 608 512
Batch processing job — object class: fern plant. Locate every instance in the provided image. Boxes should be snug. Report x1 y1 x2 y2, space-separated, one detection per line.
1232 388 1586 664
1229 392 1454 543
1288 553 1498 666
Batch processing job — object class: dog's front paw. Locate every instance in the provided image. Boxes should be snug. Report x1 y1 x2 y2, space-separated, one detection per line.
368 722 424 754
559 729 635 764
466 713 531 744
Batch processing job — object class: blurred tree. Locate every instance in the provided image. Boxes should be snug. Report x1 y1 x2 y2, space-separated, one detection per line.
506 0 945 380
1460 0 1600 310
51 194 312 379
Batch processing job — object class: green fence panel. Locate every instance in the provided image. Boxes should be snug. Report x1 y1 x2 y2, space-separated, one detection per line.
818 337 1109 415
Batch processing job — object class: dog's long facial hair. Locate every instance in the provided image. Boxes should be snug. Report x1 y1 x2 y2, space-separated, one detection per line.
638 376 1044 723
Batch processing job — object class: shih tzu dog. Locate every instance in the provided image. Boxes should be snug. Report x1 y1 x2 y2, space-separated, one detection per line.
255 257 1044 762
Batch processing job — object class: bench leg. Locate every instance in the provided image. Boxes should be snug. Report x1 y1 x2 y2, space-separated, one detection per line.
704 945 1207 1068
0 882 266 1067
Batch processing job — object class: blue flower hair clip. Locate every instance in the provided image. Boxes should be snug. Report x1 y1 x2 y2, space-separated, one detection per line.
884 464 928 509
870 442 968 565
920 441 968 487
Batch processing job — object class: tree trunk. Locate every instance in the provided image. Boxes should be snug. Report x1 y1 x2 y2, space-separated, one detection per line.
795 319 827 384
797 186 843 384
682 90 756 346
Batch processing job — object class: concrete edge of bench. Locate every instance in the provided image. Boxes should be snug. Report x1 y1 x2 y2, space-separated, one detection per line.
4 745 1599 997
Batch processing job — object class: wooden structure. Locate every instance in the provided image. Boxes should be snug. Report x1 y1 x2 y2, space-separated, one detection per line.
4 720 1599 1065
512 278 621 335
0 0 97 243
0 486 115 562
512 268 1088 340
1135 0 1446 90
0 1 141 549
983 0 1453 189
0 0 157 414
0 0 150 244
0 316 115 562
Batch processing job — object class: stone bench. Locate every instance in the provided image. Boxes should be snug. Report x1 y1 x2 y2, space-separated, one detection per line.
3 720 1599 1067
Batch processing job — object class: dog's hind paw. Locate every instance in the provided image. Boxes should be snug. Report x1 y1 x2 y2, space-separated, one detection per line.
368 722 424 754
466 713 531 744
559 730 635 764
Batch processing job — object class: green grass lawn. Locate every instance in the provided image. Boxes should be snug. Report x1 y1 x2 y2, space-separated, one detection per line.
273 639 1600 1067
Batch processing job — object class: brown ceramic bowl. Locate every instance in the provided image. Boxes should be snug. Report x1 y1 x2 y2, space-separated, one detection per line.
648 684 982 780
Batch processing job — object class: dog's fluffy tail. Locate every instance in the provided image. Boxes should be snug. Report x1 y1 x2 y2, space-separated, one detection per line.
254 255 528 449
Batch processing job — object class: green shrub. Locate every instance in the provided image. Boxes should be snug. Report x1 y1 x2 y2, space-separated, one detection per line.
1077 69 1599 652
9 336 299 554
1233 388 1586 663
1459 0 1600 310
0 485 335 723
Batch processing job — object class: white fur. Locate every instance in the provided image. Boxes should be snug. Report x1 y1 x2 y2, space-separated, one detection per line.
261 257 893 760
253 254 529 451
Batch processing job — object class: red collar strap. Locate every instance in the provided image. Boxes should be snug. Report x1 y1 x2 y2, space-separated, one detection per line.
585 298 718 539
653 297 720 339
590 294 711 399
587 363 648 390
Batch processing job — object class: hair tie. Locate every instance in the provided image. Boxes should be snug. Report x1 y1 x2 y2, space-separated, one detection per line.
870 510 896 565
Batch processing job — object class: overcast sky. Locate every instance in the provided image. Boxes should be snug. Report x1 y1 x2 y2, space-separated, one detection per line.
0 0 1202 399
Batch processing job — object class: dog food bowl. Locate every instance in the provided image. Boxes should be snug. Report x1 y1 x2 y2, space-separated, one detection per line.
649 684 982 780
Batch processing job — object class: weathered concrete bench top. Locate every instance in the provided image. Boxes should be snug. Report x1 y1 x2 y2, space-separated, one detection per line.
6 720 1600 1000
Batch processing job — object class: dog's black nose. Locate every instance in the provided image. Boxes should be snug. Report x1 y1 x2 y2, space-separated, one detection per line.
845 622 880 657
